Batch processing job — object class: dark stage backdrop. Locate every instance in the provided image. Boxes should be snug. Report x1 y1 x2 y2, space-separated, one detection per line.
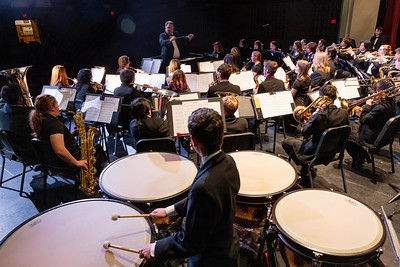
0 0 342 96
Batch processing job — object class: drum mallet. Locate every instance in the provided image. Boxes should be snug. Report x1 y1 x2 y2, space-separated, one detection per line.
112 213 151 220
103 241 139 254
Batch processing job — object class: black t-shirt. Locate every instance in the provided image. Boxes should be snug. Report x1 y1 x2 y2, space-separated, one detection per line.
40 113 80 159
252 63 263 76
292 78 310 106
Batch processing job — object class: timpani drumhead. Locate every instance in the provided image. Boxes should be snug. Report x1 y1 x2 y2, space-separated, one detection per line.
100 152 197 202
229 151 297 199
0 199 153 267
273 189 385 257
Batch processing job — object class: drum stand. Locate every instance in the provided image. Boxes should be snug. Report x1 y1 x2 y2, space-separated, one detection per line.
257 204 274 266
388 183 400 203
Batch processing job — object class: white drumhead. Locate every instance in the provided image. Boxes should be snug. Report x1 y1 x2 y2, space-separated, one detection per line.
274 190 385 256
100 152 197 202
229 151 297 197
0 199 152 267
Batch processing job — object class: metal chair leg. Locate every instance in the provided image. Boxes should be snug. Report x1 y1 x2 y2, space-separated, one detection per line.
371 153 377 184
390 143 395 173
308 165 314 188
19 164 26 196
340 159 347 193
0 156 5 185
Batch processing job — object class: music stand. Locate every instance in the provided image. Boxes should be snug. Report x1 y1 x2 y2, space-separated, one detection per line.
105 74 121 95
185 72 216 93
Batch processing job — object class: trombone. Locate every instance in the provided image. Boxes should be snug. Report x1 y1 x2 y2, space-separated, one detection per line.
344 76 379 87
293 96 333 123
388 70 400 82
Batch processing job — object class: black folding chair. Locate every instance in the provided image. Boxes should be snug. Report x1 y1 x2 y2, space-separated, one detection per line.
136 137 177 153
221 132 256 153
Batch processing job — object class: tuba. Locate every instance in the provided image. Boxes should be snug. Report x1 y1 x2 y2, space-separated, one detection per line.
0 66 33 107
74 110 100 195
293 96 333 123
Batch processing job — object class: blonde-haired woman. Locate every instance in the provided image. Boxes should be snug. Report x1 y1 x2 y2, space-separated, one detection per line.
310 52 331 89
50 65 75 87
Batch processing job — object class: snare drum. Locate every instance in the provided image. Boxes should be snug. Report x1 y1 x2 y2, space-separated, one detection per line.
273 189 386 266
229 151 298 227
0 199 153 267
100 152 197 209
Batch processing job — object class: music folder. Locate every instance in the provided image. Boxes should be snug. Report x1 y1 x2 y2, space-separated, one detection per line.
81 94 122 124
331 78 361 100
185 72 216 93
166 98 225 136
252 91 295 120
42 85 77 111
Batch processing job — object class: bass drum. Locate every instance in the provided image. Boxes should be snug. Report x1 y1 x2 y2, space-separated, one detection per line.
272 189 386 266
0 199 154 267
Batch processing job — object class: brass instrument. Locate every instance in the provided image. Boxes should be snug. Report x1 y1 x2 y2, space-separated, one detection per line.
340 84 400 111
369 56 395 63
344 76 379 87
379 66 391 78
215 91 239 97
388 70 400 81
0 66 33 107
293 96 333 123
336 48 359 53
73 110 100 196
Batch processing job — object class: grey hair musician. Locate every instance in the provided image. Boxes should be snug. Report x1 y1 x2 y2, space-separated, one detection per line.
159 20 194 73
282 84 349 186
139 108 240 266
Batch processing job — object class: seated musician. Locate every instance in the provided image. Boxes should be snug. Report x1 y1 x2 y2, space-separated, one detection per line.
116 55 144 74
282 84 349 183
139 108 240 266
326 46 338 79
210 41 226 60
269 41 285 67
305 42 317 64
238 38 252 62
335 37 353 61
50 65 76 87
229 47 243 70
0 84 36 160
166 59 181 85
368 44 392 78
168 69 191 94
207 64 241 98
370 26 386 51
113 69 143 105
301 39 308 52
291 60 311 106
129 97 168 149
256 60 285 94
345 79 396 172
223 95 248 134
289 40 305 65
223 54 240 73
75 68 102 110
310 52 331 90
318 39 328 48
348 40 374 72
242 51 263 76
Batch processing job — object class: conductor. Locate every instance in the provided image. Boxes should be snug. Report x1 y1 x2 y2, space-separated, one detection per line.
139 108 240 266
159 20 194 73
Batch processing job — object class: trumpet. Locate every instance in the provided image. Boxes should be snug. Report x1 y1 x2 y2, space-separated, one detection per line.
293 96 333 123
336 48 359 53
340 83 400 111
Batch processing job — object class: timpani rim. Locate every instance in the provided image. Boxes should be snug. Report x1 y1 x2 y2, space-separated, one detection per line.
272 188 386 258
228 150 298 199
0 198 155 246
99 152 197 202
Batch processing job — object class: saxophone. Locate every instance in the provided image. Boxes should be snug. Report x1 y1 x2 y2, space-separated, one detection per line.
73 110 100 195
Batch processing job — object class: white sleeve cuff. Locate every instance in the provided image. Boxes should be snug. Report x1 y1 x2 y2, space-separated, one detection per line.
165 205 178 216
151 242 156 258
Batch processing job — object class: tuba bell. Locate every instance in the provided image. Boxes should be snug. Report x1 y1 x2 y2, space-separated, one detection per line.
1 66 34 107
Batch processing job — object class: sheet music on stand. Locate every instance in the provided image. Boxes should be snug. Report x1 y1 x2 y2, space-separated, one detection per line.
91 67 106 84
332 78 361 100
282 56 296 71
185 72 215 93
308 90 341 107
172 92 200 101
229 71 256 91
42 85 77 111
141 58 153 73
81 94 122 124
166 98 225 136
235 96 256 118
181 64 192 73
198 60 223 72
150 59 162 74
135 73 166 88
252 91 295 119
105 74 121 94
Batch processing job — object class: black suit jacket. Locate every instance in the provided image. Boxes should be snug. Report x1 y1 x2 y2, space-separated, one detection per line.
310 70 331 89
155 151 240 266
225 115 248 134
160 31 190 64
129 117 169 149
258 76 285 94
370 35 386 51
113 84 143 104
207 81 242 98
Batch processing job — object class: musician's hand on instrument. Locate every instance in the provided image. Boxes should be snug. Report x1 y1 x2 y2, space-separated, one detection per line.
353 106 362 113
150 208 167 218
75 160 88 170
71 128 79 137
378 56 386 63
346 47 353 55
139 244 153 260
188 34 194 40
366 99 374 105
331 42 337 48
170 36 176 42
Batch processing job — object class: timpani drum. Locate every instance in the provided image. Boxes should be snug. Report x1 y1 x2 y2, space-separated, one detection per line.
229 151 298 227
272 189 386 266
99 152 197 209
0 199 154 267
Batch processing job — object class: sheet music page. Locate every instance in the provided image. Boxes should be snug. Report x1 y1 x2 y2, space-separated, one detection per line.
105 74 121 94
150 73 166 88
229 71 256 91
333 78 360 100
198 61 214 72
173 93 199 101
150 59 162 74
135 73 152 86
212 60 224 71
283 56 295 70
58 88 76 110
196 73 214 93
91 67 105 83
256 91 294 118
97 97 120 123
185 74 200 92
171 105 186 135
42 88 57 97
206 101 223 115
82 95 102 121
181 64 192 73
43 89 64 107
142 59 153 73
